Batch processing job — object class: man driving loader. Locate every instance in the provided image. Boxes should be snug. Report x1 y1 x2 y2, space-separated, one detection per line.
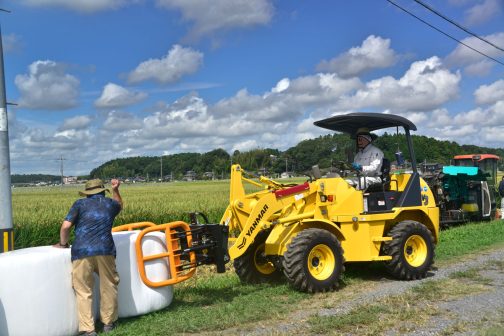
349 127 384 189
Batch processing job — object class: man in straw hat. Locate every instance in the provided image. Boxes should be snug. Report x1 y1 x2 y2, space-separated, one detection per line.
54 178 122 336
349 127 384 189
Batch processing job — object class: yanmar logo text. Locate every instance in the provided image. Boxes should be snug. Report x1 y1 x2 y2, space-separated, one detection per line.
237 204 269 250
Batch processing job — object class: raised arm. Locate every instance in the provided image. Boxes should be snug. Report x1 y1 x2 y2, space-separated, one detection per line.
111 178 123 210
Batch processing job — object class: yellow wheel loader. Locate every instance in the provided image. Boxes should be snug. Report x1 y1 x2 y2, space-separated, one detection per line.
114 113 439 293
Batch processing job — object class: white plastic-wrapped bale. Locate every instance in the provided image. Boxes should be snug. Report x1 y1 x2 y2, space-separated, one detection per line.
111 231 174 317
0 246 79 336
0 231 173 336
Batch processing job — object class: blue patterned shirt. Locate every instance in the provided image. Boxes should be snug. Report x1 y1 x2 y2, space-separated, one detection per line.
65 194 121 261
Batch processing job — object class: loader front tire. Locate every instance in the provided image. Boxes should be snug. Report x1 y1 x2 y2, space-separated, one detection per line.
282 229 344 293
383 220 435 280
233 230 282 284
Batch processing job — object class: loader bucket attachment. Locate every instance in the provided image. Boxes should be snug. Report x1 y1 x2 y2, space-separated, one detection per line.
114 221 229 288
134 221 197 287
113 222 157 231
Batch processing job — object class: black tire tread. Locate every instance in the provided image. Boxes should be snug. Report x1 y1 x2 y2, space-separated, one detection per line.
383 220 435 280
233 230 282 284
282 228 345 293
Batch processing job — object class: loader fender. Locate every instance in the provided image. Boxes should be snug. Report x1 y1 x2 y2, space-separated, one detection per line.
265 218 345 256
301 219 345 242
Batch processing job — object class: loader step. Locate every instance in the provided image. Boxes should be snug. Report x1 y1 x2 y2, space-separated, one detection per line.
372 236 393 242
372 256 392 261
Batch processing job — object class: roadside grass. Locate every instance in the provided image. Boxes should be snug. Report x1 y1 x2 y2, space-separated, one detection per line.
480 327 504 336
487 259 504 271
437 309 504 336
448 267 493 285
309 277 489 335
435 219 504 262
472 309 504 336
109 273 308 335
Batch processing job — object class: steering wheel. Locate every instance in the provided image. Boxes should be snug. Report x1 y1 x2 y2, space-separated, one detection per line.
337 161 353 171
337 161 363 178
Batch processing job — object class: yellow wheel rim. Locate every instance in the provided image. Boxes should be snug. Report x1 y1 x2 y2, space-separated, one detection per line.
404 235 428 267
254 243 276 275
307 244 335 280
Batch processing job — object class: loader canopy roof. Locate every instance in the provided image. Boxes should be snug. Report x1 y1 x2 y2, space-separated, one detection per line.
314 112 417 136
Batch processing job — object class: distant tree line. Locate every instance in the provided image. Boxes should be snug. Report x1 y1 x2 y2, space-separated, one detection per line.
90 149 232 180
10 134 504 183
11 174 62 184
87 133 504 180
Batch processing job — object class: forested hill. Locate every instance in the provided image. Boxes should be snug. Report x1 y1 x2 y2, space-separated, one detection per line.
89 133 504 180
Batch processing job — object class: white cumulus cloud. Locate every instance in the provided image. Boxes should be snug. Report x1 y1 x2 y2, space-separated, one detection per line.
20 0 135 13
103 110 143 131
128 45 203 84
410 100 504 148
232 139 259 153
4 34 22 53
316 35 398 78
464 0 503 26
15 60 80 110
156 0 274 39
474 79 504 105
340 57 461 112
445 32 504 74
95 83 147 108
58 115 93 131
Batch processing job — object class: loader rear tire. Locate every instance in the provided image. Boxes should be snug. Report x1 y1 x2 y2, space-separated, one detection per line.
383 220 435 280
282 229 344 293
233 230 282 284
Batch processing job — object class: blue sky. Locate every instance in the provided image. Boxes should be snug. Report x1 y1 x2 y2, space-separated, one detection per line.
1 0 504 175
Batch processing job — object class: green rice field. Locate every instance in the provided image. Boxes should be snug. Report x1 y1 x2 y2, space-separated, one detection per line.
12 180 232 249
11 174 504 249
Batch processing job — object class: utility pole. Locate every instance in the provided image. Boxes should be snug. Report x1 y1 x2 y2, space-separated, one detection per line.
58 156 66 186
160 156 163 181
0 20 13 252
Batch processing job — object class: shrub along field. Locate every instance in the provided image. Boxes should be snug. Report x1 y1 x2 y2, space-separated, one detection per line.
10 180 504 335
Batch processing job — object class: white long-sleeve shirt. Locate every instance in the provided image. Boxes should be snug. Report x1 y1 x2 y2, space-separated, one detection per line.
354 143 384 177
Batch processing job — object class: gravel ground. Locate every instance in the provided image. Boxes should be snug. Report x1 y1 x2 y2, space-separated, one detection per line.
198 247 504 336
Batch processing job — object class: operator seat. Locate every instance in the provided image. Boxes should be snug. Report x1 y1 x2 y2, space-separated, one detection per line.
365 158 391 192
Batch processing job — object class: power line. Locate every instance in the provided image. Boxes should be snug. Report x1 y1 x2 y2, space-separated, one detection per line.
413 0 504 53
386 0 504 67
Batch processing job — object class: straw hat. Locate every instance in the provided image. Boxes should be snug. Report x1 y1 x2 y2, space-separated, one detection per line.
355 127 377 141
79 179 109 196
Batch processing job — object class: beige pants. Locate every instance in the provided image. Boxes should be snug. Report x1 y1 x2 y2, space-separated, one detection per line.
72 255 120 332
